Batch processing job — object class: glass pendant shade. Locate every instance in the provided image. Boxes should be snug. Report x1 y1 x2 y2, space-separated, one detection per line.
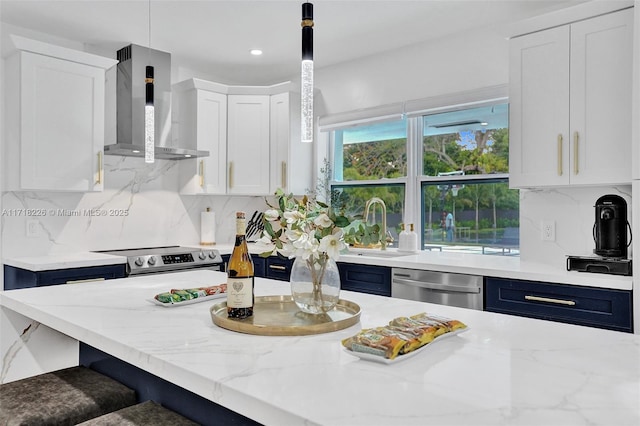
301 59 313 143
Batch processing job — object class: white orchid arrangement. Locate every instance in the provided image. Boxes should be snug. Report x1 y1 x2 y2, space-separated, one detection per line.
255 189 382 262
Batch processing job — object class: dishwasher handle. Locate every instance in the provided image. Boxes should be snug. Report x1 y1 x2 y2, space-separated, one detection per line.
392 277 481 294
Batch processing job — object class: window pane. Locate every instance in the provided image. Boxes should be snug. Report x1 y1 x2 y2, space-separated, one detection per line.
423 104 509 176
421 179 520 255
334 119 407 181
331 183 405 248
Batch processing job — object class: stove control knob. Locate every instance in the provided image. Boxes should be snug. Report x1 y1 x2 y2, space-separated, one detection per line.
198 252 207 260
147 256 157 265
208 251 217 259
134 257 144 267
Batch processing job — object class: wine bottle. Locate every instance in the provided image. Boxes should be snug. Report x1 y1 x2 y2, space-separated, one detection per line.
227 211 255 319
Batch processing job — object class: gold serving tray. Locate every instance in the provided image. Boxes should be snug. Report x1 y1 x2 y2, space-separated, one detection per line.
210 295 361 336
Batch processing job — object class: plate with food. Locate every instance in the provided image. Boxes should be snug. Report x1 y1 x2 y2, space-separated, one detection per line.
342 312 468 364
149 283 227 307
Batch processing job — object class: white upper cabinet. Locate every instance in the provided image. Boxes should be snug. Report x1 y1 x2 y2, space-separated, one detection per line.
175 78 309 196
176 79 228 195
227 94 271 195
509 8 633 188
4 36 117 192
270 92 313 195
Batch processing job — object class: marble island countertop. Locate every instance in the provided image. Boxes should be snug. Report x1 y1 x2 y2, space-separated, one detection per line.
3 244 633 290
1 270 639 425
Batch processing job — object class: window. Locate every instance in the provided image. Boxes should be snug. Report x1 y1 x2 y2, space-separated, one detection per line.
420 103 519 254
324 91 519 255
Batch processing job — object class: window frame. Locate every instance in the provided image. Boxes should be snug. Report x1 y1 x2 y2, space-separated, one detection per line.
323 86 514 254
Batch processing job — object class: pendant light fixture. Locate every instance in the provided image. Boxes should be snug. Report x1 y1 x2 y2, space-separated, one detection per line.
301 2 314 143
145 0 155 163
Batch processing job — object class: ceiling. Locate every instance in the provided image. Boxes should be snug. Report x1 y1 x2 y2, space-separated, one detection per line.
1 0 588 85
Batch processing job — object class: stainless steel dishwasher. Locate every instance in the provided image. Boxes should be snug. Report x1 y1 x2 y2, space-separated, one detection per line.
391 268 483 310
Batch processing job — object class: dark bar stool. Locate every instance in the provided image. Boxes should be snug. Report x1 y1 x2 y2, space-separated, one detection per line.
78 401 198 425
0 366 136 425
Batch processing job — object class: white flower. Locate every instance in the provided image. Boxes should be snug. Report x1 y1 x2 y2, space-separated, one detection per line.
313 213 333 229
264 209 280 222
253 234 276 254
319 229 346 259
283 210 305 225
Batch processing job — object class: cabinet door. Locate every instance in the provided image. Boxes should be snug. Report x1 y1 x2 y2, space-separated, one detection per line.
20 52 105 191
178 89 227 195
509 26 570 188
270 92 290 193
227 95 270 195
270 92 313 195
569 8 632 185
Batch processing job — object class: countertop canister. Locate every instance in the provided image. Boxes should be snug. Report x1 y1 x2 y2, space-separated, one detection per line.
200 207 216 245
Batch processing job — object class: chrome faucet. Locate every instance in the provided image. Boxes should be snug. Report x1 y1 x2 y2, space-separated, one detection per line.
364 197 390 250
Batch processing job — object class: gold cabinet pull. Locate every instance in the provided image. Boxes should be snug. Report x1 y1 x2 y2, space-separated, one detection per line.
95 151 103 185
557 134 563 176
525 295 576 306
269 265 287 271
281 161 287 189
573 131 579 175
228 162 233 189
199 160 205 187
66 277 106 285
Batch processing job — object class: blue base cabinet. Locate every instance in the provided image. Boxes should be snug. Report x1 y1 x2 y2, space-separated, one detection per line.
4 264 126 290
220 254 266 279
485 277 633 333
337 262 391 296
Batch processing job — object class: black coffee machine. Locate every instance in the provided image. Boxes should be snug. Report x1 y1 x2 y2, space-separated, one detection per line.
593 194 629 258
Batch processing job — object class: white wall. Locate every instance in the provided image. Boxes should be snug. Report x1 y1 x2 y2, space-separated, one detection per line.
315 26 509 117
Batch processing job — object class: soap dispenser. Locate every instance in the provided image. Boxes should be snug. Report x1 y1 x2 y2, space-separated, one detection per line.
398 223 409 251
407 223 418 252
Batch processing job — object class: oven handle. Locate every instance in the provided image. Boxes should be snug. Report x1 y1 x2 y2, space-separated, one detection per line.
392 277 481 294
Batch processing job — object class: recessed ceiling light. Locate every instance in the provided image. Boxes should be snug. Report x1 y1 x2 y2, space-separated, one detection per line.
480 122 489 126
250 49 263 56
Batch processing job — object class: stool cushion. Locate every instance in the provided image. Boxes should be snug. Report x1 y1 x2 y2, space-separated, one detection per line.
0 366 136 426
78 400 198 425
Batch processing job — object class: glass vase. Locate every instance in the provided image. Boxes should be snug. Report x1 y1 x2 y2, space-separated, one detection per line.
290 254 341 314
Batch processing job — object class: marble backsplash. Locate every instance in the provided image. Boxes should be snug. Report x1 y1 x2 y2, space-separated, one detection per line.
1 152 633 277
1 156 269 258
518 184 633 268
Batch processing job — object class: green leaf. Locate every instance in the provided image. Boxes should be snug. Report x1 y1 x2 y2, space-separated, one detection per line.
334 215 350 228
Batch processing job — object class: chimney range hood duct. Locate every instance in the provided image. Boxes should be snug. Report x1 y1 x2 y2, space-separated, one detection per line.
104 44 209 160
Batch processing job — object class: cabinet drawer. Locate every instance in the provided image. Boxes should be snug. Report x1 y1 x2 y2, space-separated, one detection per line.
337 263 391 297
3 264 126 290
265 256 293 281
485 277 633 332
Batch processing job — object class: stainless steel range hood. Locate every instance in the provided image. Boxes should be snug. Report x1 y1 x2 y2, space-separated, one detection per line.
105 44 209 160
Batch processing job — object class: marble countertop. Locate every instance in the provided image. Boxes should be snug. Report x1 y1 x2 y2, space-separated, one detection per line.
1 270 638 425
3 252 127 271
3 244 632 290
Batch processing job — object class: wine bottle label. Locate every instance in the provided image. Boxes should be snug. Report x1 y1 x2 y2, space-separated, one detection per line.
227 277 253 308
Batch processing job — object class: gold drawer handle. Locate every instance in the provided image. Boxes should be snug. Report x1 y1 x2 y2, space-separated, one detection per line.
96 151 103 185
525 295 576 306
66 277 106 285
228 162 234 189
199 160 205 187
281 161 287 189
269 265 287 271
557 134 563 176
573 131 579 175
